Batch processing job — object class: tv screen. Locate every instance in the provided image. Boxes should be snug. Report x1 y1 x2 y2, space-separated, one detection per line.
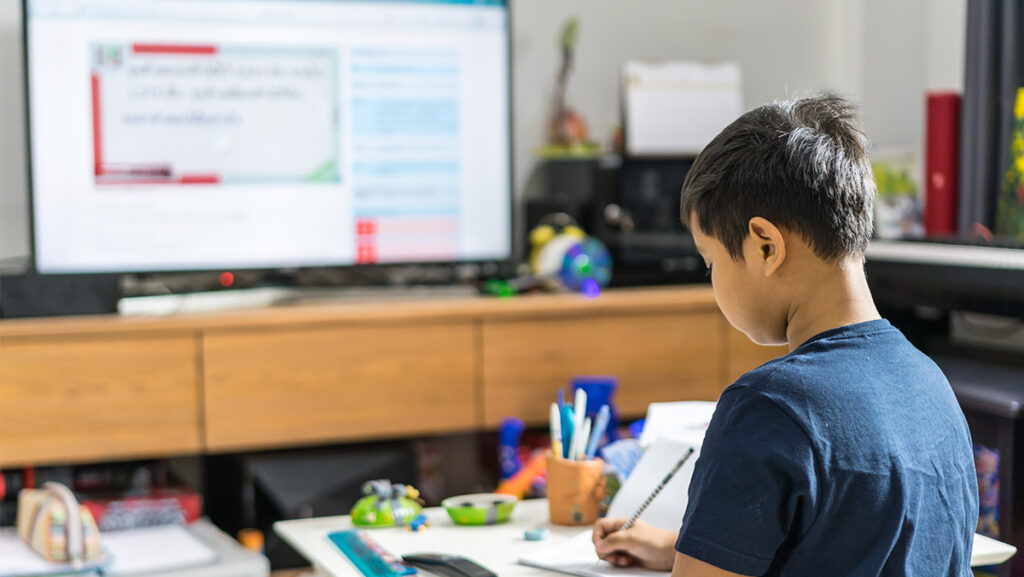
25 0 511 273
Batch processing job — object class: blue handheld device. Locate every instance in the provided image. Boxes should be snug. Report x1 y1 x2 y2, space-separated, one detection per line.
327 530 417 577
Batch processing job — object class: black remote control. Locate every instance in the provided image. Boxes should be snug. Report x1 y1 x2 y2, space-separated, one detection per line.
401 553 497 577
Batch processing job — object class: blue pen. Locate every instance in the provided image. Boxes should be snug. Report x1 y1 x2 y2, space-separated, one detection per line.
561 405 575 459
585 404 610 460
557 390 567 458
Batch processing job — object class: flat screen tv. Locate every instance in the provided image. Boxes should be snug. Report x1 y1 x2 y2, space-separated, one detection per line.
23 0 512 274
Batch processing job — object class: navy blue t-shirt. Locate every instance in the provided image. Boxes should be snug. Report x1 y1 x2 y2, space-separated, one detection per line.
675 319 978 576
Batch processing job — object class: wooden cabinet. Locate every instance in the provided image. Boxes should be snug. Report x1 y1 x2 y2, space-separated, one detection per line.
0 287 760 465
202 323 477 452
482 312 723 427
0 336 200 467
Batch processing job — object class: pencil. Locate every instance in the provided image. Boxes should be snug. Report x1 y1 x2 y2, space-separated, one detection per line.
619 447 695 532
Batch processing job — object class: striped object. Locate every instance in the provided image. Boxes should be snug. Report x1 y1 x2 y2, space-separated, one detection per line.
17 482 103 567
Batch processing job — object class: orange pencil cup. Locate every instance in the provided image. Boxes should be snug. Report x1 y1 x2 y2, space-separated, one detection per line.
546 454 606 525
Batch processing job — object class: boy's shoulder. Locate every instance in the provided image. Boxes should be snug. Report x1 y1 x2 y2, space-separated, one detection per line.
723 318 944 410
732 318 916 381
719 319 957 448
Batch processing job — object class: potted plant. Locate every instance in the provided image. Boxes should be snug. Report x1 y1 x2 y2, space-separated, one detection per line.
872 153 923 239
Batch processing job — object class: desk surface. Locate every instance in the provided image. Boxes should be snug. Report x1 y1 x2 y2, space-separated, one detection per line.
275 499 582 577
274 500 1016 576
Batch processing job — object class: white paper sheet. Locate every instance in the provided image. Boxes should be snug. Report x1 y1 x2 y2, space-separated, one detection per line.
638 401 715 448
518 530 667 577
101 524 218 576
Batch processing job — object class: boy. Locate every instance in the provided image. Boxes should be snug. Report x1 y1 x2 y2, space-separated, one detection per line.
592 94 978 576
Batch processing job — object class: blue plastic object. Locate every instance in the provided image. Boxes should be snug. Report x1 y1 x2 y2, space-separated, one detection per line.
327 530 417 577
572 376 621 443
628 418 645 440
498 417 526 479
524 527 551 541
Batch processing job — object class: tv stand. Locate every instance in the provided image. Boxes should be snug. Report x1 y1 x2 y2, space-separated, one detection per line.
1 286 790 467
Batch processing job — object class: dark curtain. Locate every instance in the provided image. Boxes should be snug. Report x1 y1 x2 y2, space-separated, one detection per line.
958 0 1023 237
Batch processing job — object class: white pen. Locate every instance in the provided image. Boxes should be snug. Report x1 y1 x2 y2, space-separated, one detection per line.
572 388 587 461
577 417 592 460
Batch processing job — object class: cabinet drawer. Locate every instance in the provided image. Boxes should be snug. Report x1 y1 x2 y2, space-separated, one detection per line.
482 312 723 427
203 323 477 451
0 336 200 466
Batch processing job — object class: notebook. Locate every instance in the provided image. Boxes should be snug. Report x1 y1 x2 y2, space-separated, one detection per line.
519 530 666 577
605 439 700 531
518 438 699 577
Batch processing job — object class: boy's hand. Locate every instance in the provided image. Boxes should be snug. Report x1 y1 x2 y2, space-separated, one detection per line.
592 518 678 571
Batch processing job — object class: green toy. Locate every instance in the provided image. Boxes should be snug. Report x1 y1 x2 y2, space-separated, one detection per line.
350 480 424 528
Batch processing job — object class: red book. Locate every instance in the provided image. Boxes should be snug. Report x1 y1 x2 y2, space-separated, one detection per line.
924 92 961 235
80 487 202 531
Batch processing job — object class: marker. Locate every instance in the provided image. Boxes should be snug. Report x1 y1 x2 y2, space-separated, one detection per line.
561 405 575 460
561 391 569 459
549 403 562 457
585 404 610 460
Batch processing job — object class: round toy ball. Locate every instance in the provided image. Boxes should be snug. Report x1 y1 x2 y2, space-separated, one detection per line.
559 237 612 295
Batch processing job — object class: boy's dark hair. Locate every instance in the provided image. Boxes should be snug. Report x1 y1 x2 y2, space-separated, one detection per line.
681 93 875 262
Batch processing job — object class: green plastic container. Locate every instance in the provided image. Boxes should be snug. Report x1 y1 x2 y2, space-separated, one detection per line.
441 493 518 526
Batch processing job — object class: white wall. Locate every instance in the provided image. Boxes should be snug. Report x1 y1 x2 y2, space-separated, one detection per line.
0 0 967 262
511 0 865 194
861 0 966 159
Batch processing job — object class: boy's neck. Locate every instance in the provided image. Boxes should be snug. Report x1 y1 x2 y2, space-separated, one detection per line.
784 258 881 352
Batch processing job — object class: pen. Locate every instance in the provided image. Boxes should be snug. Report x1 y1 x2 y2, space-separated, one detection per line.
577 418 591 461
550 402 562 458
585 404 610 460
572 388 587 461
619 447 695 532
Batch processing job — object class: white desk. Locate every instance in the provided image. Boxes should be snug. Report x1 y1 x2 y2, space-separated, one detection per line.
274 499 1016 576
275 499 579 577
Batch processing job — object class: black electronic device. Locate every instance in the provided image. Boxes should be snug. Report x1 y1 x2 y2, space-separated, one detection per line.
401 553 497 577
526 155 706 286
0 272 120 318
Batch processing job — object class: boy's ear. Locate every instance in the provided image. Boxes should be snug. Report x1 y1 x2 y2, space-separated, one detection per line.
747 217 786 277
